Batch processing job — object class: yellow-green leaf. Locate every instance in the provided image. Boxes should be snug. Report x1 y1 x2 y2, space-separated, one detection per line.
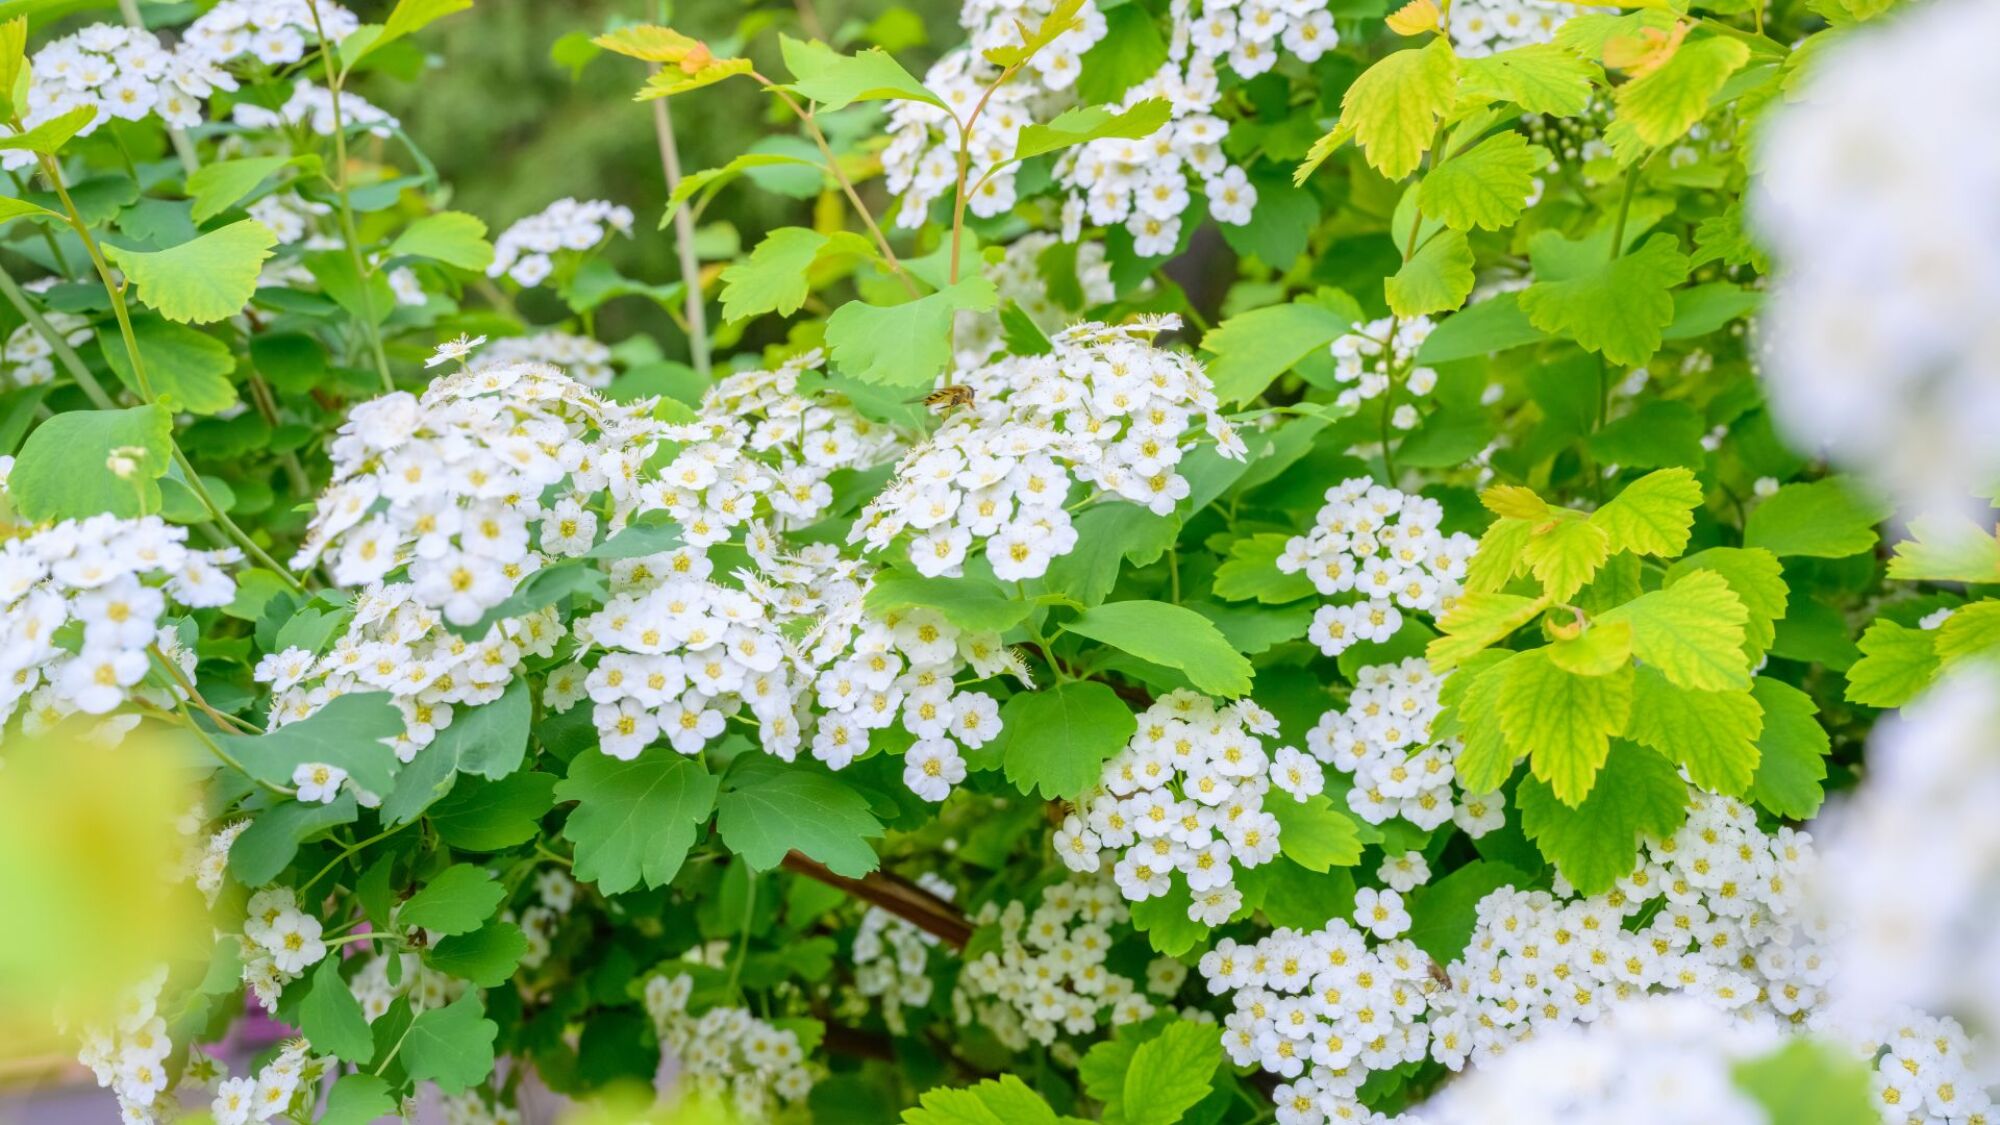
1613 36 1750 150
1339 37 1460 180
1600 569 1751 691
1460 43 1600 116
1429 591 1547 672
1589 467 1702 558
1625 666 1762 796
1385 227 1475 317
1546 618 1633 677
1418 132 1552 232
1499 649 1633 805
1523 517 1611 603
104 220 277 325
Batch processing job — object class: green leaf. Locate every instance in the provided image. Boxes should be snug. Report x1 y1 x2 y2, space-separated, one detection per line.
1199 299 1352 406
1460 43 1600 115
429 772 558 852
1518 741 1688 894
435 677 533 780
300 958 373 1066
1666 547 1787 661
0 105 95 155
389 211 493 272
1036 504 1179 608
228 794 358 886
1743 478 1886 558
659 152 825 228
1064 600 1255 697
903 1074 1080 1125
1600 569 1751 691
1844 620 1939 709
1590 467 1703 558
424 920 528 987
1385 227 1475 317
1213 534 1317 604
1339 38 1460 180
1586 400 1706 469
1887 514 2000 584
1123 1022 1224 1125
864 573 1034 633
398 864 504 936
320 1075 396 1125
1429 591 1546 672
1419 132 1552 232
186 155 293 224
1625 666 1762 796
1077 3 1168 103
1613 37 1750 150
97 320 238 416
103 220 277 325
554 748 718 894
222 691 403 796
1127 882 1210 957
721 227 829 322
781 35 942 110
826 276 998 387
1416 291 1549 363
1749 678 1831 820
1733 1037 1880 1125
1267 793 1365 872
1453 657 1517 793
1079 1036 1142 1125
347 0 471 66
1518 232 1689 367
1013 98 1171 162
717 759 883 876
1499 651 1633 805
1522 517 1612 603
401 991 496 1095
1405 860 1525 962
1936 602 2000 666
999 300 1054 356
997 681 1137 801
10 403 172 520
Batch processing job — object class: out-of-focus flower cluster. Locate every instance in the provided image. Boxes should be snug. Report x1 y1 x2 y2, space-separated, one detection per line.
953 232 1116 367
488 198 635 288
181 0 360 68
956 873 1158 1047
643 970 816 1119
232 80 398 137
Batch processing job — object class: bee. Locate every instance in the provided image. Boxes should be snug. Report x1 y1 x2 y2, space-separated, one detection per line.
1424 957 1453 992
912 384 975 414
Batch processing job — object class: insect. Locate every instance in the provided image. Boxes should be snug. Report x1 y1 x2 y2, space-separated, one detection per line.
1425 957 1452 992
913 384 975 413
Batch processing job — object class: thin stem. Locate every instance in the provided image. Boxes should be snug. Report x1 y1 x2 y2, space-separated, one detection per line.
151 644 259 734
1608 162 1640 264
301 820 414 896
0 261 113 407
176 701 293 796
647 75 710 376
725 869 756 996
305 0 394 393
758 76 920 299
949 66 1019 285
9 169 72 274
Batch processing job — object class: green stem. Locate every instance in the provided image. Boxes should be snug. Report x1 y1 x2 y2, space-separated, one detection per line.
305 0 394 393
725 869 756 997
758 76 919 299
301 820 413 896
0 260 112 407
176 701 293 796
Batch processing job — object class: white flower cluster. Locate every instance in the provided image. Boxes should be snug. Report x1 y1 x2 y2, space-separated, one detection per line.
248 191 333 244
2 310 93 388
475 331 617 389
440 1088 523 1125
76 969 177 1124
259 581 559 766
181 0 361 67
1057 692 1304 925
849 872 956 1034
1307 658 1503 834
235 887 328 1013
856 317 1243 580
1054 58 1257 250
1278 479 1474 657
643 972 815 1119
488 198 635 288
1836 1008 1992 1125
514 867 578 971
1183 0 1341 78
1326 317 1442 427
693 351 907 530
1752 0 2000 519
1441 0 1574 58
207 1040 321 1125
231 80 398 138
292 360 670 625
190 820 250 906
0 508 236 729
953 232 1116 367
956 874 1157 1047
350 950 467 1021
2 24 231 168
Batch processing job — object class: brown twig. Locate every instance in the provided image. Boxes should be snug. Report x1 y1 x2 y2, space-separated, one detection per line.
781 851 973 949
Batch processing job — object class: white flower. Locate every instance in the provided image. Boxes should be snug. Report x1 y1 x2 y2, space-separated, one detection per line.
290 762 347 804
425 333 487 368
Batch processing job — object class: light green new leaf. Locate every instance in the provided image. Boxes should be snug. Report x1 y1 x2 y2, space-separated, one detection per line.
660 152 825 228
1499 650 1633 805
104 220 276 324
401 991 496 1095
1523 517 1611 603
1268 793 1365 872
1743 478 1887 558
186 155 293 223
1429 591 1546 672
1385 227 1475 317
1123 1022 1224 1125
1063 600 1254 697
0 105 95 154
1625 666 1762 796
998 681 1138 800
1750 678 1832 820
1546 618 1634 677
98 318 238 416
1936 602 2000 666
1460 43 1600 115
1519 741 1688 894
781 35 943 110
10 403 173 520
1613 36 1751 150
716 759 883 876
1666 547 1787 661
826 276 998 386
1199 300 1352 406
300 958 374 1065
1453 657 1517 793
720 227 829 322
1419 132 1553 231
554 748 718 893
345 0 471 67
398 864 504 936
1518 232 1688 367
1013 98 1171 162
1844 619 1939 708
1600 569 1751 691
320 1076 396 1125
1888 514 2000 584
389 211 493 272
1590 467 1703 558
1734 1038 1881 1125
902 1074 1081 1125
1339 37 1460 180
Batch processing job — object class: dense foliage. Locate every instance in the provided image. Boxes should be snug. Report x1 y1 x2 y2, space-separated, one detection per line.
2 0 1995 1122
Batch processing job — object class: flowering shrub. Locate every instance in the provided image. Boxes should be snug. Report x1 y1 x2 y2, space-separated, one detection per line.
2 0 1996 1123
